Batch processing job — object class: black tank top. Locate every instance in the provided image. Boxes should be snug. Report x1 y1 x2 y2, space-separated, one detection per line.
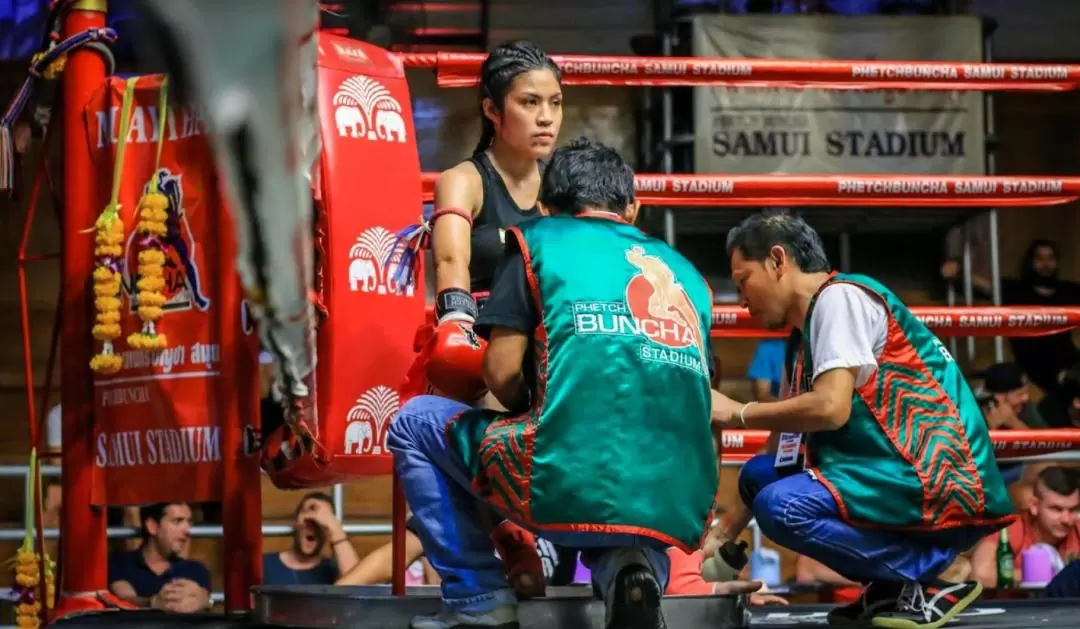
467 152 540 293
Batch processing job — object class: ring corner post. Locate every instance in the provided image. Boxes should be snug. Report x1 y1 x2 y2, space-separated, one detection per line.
58 0 110 614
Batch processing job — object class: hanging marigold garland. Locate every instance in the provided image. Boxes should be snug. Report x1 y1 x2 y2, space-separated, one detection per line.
126 79 171 350
89 79 140 374
8 450 54 629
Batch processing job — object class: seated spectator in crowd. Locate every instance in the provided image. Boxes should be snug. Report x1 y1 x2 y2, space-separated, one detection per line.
976 362 1051 486
1003 240 1080 398
975 362 1046 430
972 467 1080 588
793 555 861 605
1045 556 1080 598
1037 362 1080 428
264 492 360 585
747 339 785 402
108 503 211 612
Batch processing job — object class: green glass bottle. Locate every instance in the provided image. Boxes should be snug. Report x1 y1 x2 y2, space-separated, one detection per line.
996 528 1015 588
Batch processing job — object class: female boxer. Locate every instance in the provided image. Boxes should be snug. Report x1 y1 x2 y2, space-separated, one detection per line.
398 40 564 600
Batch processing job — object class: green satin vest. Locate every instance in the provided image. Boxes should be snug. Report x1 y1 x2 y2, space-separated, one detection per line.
447 214 717 551
798 274 1014 530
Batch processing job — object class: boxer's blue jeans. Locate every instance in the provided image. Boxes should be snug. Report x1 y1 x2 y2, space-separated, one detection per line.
387 395 671 613
739 454 996 584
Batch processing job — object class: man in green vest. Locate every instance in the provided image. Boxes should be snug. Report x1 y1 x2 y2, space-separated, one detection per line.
710 209 1015 629
387 138 718 629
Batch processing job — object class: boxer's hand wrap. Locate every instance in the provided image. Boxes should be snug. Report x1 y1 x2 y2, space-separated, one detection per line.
436 288 478 324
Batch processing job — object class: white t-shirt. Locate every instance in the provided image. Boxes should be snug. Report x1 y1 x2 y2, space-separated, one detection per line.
807 284 888 388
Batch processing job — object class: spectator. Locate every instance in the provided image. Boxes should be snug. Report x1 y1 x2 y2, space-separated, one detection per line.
1037 363 1080 428
940 216 993 299
263 492 360 585
976 362 1047 430
1003 240 1080 397
108 503 211 612
971 467 1080 588
747 339 785 402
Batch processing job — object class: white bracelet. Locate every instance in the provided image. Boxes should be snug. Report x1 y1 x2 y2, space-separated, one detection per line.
739 402 758 427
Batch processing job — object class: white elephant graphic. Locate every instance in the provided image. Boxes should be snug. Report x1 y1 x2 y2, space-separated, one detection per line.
344 420 375 455
344 387 400 455
349 258 378 292
374 109 407 143
332 76 403 144
335 105 366 138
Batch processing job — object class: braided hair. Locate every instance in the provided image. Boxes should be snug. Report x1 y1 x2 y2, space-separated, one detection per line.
474 41 562 154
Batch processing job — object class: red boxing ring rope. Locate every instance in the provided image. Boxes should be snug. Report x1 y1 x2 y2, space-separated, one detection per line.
420 173 1080 207
720 429 1080 462
399 52 1080 92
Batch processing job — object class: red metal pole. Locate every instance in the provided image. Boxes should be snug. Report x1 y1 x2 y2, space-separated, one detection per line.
56 0 109 615
217 181 263 612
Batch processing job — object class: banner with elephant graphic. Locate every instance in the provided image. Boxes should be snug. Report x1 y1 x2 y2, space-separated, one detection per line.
85 74 260 505
261 35 427 487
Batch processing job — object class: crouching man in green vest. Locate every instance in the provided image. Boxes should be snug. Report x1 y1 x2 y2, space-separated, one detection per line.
711 209 1015 629
387 138 719 629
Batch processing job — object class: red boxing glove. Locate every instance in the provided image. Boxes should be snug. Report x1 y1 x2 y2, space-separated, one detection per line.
425 320 488 403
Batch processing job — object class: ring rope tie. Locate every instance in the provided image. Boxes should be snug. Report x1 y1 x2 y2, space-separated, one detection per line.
88 78 137 375
398 52 1080 91
0 27 118 192
127 79 171 351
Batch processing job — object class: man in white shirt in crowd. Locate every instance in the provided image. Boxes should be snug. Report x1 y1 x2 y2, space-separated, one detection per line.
710 209 1013 629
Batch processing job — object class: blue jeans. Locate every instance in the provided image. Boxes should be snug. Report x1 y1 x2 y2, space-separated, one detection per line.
387 395 671 613
739 454 994 584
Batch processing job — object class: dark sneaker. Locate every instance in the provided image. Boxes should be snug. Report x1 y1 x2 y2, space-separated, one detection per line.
871 580 983 629
604 549 667 629
410 606 519 629
827 582 902 626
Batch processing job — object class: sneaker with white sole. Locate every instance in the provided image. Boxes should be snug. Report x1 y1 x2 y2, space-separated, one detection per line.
826 581 902 626
409 605 520 629
870 580 983 629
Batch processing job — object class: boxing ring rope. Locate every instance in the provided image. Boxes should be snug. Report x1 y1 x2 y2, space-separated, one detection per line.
398 53 1080 92
420 173 1080 207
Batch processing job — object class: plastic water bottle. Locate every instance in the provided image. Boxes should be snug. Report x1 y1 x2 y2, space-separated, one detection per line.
750 546 782 588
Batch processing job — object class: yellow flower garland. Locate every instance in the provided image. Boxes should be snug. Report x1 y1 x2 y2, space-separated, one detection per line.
127 192 169 349
89 214 125 374
89 78 139 375
127 80 171 350
8 450 53 629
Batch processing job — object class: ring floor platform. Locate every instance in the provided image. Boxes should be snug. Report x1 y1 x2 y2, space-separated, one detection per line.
48 588 1079 629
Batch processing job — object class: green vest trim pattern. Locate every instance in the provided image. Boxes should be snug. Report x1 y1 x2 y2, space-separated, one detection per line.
446 214 718 552
797 273 1014 531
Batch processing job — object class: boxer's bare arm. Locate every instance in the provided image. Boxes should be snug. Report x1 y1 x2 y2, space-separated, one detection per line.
483 327 530 411
432 164 482 294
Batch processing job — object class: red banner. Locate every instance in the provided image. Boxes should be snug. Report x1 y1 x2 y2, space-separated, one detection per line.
263 35 426 487
86 75 259 505
400 52 1080 92
421 172 1080 207
719 429 1080 463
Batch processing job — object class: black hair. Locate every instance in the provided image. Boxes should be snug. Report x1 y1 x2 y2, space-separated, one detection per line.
725 209 831 273
474 41 562 154
140 502 185 540
1036 466 1077 498
538 137 636 215
1020 238 1058 282
294 491 334 517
